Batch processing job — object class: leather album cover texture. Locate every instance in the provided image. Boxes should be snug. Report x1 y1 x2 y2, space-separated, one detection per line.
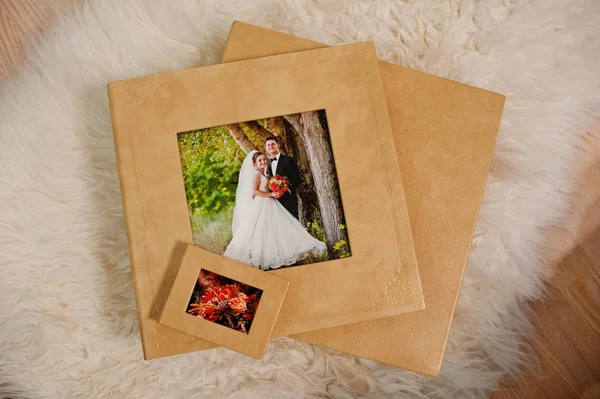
108 42 424 361
221 21 506 377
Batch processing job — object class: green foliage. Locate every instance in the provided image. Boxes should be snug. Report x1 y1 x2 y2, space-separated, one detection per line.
178 126 245 217
333 239 351 258
306 218 327 243
333 224 351 258
300 213 328 264
304 219 352 261
239 123 265 149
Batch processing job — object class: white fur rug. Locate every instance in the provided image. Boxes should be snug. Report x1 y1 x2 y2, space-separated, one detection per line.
1 1 599 398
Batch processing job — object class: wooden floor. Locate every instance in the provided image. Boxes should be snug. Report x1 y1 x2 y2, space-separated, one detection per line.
1 1 599 398
494 228 600 399
493 136 600 398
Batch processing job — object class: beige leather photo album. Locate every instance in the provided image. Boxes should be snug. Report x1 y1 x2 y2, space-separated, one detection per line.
159 244 289 359
221 21 505 377
108 41 424 360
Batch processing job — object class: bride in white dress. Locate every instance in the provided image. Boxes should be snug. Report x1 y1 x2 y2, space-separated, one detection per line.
223 150 327 270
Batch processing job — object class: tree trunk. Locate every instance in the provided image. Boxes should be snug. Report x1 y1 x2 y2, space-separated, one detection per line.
264 117 286 137
281 118 320 229
283 114 302 135
279 115 303 157
226 124 257 154
242 120 272 142
297 111 347 249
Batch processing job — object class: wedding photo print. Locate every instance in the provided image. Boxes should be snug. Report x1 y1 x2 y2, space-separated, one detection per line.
186 269 263 334
177 110 351 271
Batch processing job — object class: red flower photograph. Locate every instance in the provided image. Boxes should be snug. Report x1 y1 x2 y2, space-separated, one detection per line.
186 269 263 334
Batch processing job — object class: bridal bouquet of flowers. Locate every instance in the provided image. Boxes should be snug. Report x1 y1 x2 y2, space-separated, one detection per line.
268 175 291 196
187 283 262 334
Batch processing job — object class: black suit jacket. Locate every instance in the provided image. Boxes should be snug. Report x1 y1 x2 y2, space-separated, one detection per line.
268 154 300 219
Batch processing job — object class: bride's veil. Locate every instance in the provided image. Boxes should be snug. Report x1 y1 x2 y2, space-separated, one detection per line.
231 150 258 236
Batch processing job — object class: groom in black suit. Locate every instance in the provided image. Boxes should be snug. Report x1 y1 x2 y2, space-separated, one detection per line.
265 136 301 220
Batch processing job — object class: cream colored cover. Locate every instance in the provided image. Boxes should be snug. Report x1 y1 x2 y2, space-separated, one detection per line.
221 21 505 377
108 41 424 361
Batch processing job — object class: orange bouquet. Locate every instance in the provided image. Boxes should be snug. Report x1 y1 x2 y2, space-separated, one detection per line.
187 283 261 334
268 175 291 196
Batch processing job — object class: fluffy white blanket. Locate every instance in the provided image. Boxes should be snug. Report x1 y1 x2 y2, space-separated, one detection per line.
1 1 598 397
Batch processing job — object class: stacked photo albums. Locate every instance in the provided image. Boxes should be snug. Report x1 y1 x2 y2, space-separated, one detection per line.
107 22 505 377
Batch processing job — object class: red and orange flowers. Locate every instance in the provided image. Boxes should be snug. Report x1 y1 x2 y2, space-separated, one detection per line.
187 280 262 334
268 175 291 196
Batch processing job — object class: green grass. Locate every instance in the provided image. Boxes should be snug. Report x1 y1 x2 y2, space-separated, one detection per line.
190 207 234 255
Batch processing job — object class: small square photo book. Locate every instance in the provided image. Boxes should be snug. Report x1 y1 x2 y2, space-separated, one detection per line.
108 41 424 360
159 244 289 359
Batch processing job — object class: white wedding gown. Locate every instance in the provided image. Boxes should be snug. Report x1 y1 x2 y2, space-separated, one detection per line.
223 170 327 270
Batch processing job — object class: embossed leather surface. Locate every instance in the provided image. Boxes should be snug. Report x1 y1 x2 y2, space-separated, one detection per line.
108 42 424 361
221 22 505 377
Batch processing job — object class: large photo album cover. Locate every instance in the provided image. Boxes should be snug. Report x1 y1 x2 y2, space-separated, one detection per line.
107 41 424 359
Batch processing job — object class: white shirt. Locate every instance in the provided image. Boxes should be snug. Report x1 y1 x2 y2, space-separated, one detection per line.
270 154 279 176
